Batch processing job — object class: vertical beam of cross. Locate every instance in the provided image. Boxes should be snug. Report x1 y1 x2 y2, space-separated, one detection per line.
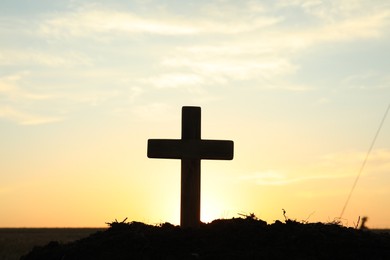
147 106 234 228
181 107 201 228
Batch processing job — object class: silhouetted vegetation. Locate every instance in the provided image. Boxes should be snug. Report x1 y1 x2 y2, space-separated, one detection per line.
0 228 103 260
22 216 390 260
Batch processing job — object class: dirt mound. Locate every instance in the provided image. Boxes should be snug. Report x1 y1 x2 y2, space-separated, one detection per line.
22 218 390 259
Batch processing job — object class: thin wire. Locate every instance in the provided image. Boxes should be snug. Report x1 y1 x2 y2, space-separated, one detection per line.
339 103 390 219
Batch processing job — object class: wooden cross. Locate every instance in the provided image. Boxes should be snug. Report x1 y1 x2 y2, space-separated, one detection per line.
147 106 234 228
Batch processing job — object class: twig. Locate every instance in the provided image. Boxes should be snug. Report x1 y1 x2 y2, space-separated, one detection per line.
282 209 288 221
354 216 361 229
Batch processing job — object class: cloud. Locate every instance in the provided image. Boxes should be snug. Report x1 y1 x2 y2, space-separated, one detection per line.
146 73 206 89
0 49 93 67
297 11 390 43
38 6 280 38
0 72 55 100
0 73 63 125
270 0 390 52
29 0 389 49
150 39 315 92
132 103 177 122
305 149 390 179
142 49 314 93
162 57 297 80
1 0 389 122
277 0 388 21
146 2 389 91
241 149 390 186
40 10 196 37
342 71 390 89
7 2 388 92
0 106 62 125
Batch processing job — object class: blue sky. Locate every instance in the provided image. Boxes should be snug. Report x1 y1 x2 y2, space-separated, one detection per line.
1 0 390 227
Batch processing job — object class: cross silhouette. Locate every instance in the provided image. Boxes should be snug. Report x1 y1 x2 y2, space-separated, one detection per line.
147 106 234 228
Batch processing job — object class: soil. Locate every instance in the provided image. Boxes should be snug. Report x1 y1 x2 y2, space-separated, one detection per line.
21 217 390 260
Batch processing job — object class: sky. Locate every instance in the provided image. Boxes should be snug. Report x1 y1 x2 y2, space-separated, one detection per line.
1 0 389 228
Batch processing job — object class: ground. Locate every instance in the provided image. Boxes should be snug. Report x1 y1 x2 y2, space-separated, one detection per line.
21 217 390 260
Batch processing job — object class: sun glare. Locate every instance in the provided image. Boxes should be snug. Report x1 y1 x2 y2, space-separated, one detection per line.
201 200 225 223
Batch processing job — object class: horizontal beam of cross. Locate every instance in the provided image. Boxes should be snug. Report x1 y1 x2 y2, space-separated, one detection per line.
147 139 233 160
